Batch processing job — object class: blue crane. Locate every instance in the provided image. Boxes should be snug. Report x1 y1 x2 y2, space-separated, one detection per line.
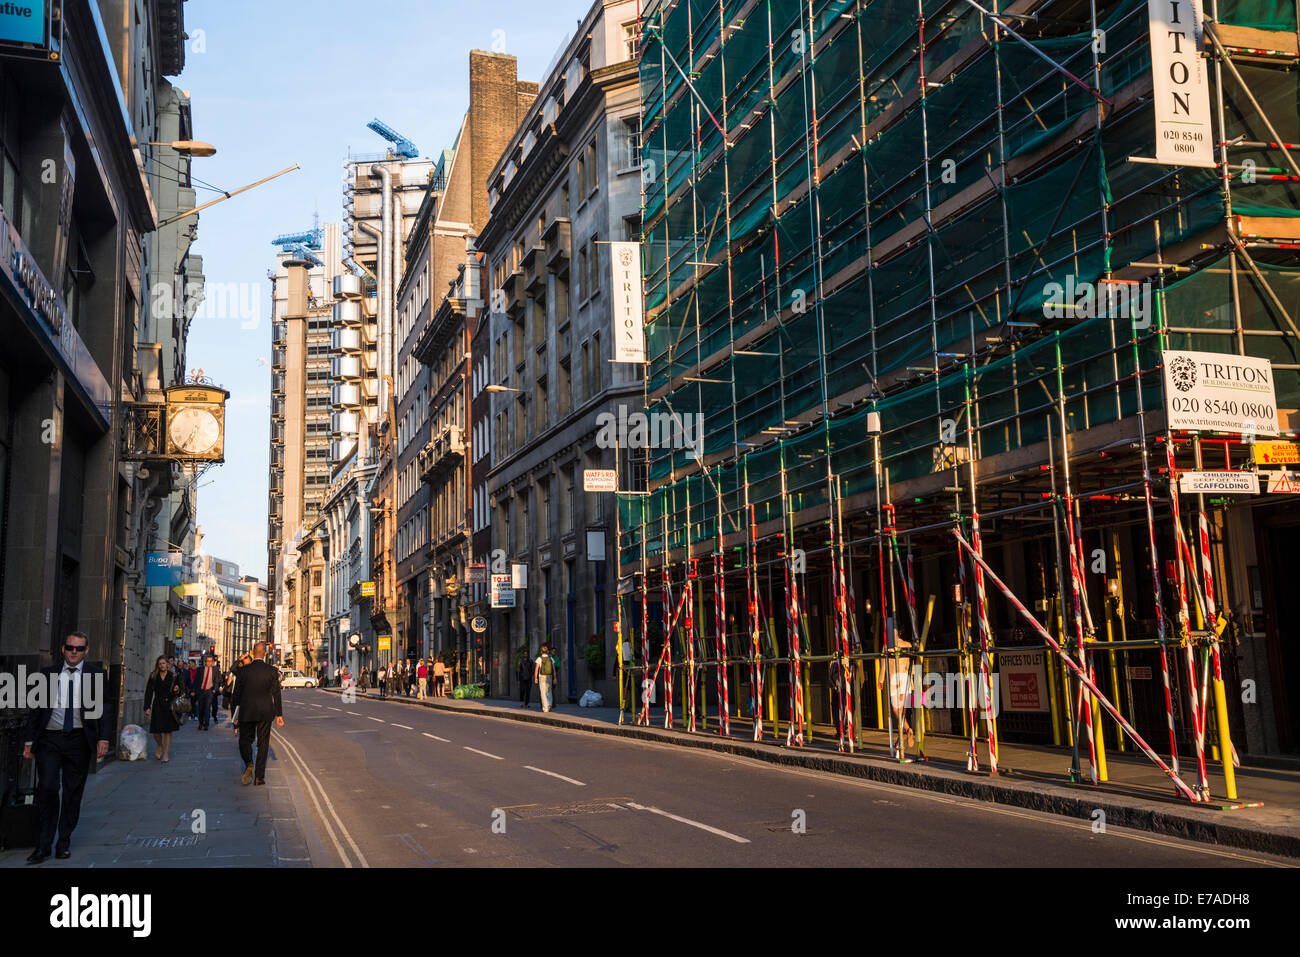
366 118 419 159
271 229 323 251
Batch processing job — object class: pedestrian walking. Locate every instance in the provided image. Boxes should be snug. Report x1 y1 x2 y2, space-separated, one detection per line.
194 654 222 731
517 651 533 707
359 668 370 693
549 646 561 704
378 664 388 698
21 632 113 864
534 643 556 712
185 660 200 721
143 656 186 761
231 641 284 786
828 655 859 743
433 656 446 697
417 659 429 699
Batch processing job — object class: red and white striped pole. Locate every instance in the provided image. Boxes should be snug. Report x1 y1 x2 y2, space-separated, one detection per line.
748 505 763 741
1166 441 1208 797
954 529 1202 802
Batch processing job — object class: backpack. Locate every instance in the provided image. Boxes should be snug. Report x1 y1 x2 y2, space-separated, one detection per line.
540 655 554 676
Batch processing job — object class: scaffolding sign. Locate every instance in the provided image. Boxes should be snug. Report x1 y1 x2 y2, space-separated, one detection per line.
1162 350 1279 435
1147 0 1215 168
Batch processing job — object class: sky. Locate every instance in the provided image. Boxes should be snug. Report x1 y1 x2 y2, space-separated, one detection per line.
180 0 593 579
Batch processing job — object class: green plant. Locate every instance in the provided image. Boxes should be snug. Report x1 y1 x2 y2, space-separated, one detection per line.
584 635 605 670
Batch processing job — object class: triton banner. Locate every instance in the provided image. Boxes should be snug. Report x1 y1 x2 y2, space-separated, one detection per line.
1147 0 1215 168
609 241 645 363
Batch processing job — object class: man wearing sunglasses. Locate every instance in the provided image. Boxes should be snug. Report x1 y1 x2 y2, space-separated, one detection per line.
21 632 113 864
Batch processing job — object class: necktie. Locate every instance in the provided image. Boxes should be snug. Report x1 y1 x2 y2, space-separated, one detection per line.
62 670 75 732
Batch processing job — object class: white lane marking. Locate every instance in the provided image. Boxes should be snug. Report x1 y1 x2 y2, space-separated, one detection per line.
463 746 503 760
344 730 378 734
367 717 385 723
392 724 413 730
624 801 750 844
328 707 342 712
346 712 361 716
524 766 586 786
422 733 450 743
273 731 370 868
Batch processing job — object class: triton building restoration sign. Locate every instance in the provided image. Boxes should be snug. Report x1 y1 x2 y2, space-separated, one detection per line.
1162 350 1279 435
609 241 645 363
1147 0 1215 168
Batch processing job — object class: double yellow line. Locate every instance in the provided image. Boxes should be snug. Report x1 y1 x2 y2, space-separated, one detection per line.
273 730 370 868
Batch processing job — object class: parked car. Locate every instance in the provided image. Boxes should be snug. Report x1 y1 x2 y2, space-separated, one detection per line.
279 669 318 688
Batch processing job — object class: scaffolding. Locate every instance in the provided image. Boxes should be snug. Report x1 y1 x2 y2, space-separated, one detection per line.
616 0 1300 802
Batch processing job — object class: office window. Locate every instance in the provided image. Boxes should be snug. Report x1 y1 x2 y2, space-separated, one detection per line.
589 236 600 295
586 139 598 195
622 21 639 60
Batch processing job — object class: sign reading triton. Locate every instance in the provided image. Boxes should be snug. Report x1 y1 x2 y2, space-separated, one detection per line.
0 1 45 45
1147 0 1215 168
1162 350 1279 435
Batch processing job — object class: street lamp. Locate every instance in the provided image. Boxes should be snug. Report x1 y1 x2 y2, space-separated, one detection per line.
145 140 218 157
485 385 521 393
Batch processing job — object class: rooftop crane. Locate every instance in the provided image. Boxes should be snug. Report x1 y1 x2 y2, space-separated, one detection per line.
366 118 419 159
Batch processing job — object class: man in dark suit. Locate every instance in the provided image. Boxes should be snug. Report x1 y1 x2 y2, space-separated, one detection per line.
21 631 113 864
230 641 283 786
194 654 223 730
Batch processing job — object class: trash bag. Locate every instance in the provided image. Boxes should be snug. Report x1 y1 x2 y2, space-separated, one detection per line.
451 684 486 700
119 724 147 761
579 690 604 708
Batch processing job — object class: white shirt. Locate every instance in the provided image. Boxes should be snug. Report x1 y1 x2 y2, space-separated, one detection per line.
45 661 85 732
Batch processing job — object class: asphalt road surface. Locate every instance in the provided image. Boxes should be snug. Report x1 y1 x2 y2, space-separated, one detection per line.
271 689 1293 867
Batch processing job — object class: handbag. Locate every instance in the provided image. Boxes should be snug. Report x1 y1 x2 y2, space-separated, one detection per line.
171 692 191 717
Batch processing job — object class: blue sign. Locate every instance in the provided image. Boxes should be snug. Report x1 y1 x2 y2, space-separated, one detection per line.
146 552 183 588
0 1 45 45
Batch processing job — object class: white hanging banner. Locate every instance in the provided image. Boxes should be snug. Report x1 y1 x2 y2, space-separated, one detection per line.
609 241 645 363
1147 0 1216 168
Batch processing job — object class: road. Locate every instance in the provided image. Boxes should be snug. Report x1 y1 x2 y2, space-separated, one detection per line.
272 689 1292 867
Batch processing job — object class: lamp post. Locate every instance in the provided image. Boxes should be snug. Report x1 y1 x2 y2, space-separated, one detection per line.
144 140 218 157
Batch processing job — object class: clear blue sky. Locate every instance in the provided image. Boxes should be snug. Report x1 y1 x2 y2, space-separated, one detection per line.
182 0 593 579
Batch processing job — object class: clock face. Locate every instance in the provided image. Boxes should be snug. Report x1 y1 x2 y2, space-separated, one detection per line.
169 407 221 455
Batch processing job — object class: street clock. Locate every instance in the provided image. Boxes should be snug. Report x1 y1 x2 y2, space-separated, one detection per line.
164 385 229 460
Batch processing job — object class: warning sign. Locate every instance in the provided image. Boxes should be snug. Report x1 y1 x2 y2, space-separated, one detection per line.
996 650 1049 713
1254 441 1300 466
1178 471 1259 495
1264 471 1300 494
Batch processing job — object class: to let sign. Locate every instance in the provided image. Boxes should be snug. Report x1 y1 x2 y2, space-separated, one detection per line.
1147 0 1215 168
490 574 515 608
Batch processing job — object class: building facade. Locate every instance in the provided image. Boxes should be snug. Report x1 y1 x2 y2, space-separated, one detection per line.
480 0 642 703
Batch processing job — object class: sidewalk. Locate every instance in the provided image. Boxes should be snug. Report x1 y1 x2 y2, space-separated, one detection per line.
0 712 314 868
338 687 1300 858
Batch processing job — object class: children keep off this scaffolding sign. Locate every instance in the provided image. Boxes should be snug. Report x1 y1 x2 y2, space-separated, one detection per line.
1146 0 1215 167
609 241 645 363
1161 350 1279 434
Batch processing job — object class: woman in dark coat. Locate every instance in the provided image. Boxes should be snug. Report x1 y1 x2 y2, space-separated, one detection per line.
144 656 185 762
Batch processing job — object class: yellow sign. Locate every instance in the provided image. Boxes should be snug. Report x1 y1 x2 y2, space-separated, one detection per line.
378 636 391 651
1254 441 1299 466
360 581 376 598
175 628 183 638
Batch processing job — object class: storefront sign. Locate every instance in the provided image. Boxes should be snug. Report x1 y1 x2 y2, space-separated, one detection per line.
995 650 1049 713
1162 350 1279 435
1179 471 1260 494
146 552 184 587
378 636 391 652
359 581 376 598
465 563 486 584
471 616 487 633
609 241 645 363
1147 0 1215 168
0 0 46 46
